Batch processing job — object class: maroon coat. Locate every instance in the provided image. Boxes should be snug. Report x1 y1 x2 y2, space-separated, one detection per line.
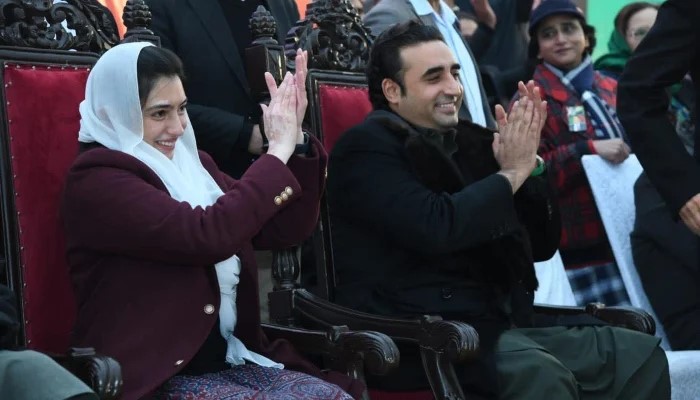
61 140 362 399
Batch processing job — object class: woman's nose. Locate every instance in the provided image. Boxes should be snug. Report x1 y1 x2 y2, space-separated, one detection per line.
167 114 185 136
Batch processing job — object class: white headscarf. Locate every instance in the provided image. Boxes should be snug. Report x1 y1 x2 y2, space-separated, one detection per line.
79 42 282 369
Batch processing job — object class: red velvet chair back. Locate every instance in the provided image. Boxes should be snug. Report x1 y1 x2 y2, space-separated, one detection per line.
307 70 372 152
0 49 97 353
305 69 434 400
306 70 372 300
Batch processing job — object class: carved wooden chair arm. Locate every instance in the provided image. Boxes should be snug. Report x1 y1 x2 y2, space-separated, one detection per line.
280 289 479 360
534 303 656 334
262 323 399 379
277 289 478 400
51 347 122 400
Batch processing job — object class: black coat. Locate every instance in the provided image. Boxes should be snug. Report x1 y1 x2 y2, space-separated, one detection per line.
145 0 299 178
327 110 560 395
0 284 18 350
618 0 700 216
632 173 700 350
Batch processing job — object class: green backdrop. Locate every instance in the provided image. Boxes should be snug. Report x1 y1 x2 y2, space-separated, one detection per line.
586 0 665 60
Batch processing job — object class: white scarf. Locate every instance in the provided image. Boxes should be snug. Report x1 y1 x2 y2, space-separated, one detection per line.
78 42 282 369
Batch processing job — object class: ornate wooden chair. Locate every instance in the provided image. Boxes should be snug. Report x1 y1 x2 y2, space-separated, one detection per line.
268 1 658 399
0 1 399 399
0 3 125 399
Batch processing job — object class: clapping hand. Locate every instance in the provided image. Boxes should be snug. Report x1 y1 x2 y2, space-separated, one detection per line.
293 48 308 144
259 49 312 162
261 72 298 163
492 81 547 193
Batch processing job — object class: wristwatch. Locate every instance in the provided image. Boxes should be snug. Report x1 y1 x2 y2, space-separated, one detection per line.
530 155 545 177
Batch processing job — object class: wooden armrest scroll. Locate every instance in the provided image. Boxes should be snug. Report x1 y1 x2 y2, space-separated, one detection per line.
533 303 656 335
281 289 478 400
261 323 399 378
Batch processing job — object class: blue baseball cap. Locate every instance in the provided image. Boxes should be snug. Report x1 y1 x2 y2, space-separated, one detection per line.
529 0 586 36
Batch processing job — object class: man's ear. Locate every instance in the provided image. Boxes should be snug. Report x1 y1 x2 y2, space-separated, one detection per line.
382 78 401 106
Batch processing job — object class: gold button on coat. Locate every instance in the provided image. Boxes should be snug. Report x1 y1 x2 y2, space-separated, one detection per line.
274 196 282 205
204 304 215 314
285 186 293 196
174 359 184 366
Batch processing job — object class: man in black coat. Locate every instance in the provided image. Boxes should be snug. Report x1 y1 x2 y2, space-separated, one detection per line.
145 0 300 178
618 0 700 236
328 21 669 399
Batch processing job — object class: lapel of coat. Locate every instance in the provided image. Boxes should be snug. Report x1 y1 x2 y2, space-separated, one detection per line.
187 0 250 94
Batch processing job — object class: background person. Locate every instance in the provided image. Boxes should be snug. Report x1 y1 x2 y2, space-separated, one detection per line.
524 0 631 306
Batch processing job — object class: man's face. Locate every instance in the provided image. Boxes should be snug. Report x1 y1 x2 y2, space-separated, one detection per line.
384 40 463 130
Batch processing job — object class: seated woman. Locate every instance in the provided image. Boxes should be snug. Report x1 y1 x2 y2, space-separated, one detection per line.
61 42 359 400
523 0 631 306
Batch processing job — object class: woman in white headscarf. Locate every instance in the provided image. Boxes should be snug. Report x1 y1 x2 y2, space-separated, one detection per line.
61 42 360 400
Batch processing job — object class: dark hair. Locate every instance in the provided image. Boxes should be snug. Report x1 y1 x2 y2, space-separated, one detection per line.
366 20 445 110
528 17 595 61
136 46 186 106
614 2 659 36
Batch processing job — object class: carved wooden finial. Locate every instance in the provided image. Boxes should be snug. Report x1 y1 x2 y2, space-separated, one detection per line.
249 5 278 45
285 0 373 72
0 0 120 53
122 0 160 46
123 0 151 31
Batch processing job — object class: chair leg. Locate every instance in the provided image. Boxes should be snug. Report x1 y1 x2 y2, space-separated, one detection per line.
420 347 467 400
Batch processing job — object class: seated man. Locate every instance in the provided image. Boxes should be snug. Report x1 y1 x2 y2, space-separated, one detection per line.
0 283 96 400
327 21 670 399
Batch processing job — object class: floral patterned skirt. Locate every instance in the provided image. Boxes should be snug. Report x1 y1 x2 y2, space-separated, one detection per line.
152 364 354 400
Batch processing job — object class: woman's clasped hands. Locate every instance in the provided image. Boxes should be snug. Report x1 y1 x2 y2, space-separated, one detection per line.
260 48 308 164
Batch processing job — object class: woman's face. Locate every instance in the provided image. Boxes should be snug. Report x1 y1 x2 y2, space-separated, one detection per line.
141 76 188 159
536 15 589 71
625 7 657 52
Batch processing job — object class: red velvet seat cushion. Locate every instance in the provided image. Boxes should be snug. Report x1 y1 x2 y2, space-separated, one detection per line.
317 83 372 151
4 64 91 353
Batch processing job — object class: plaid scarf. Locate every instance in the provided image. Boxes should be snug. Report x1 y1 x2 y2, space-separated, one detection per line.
545 56 626 140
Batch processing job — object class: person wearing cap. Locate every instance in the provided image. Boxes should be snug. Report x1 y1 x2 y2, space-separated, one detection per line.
522 0 633 307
